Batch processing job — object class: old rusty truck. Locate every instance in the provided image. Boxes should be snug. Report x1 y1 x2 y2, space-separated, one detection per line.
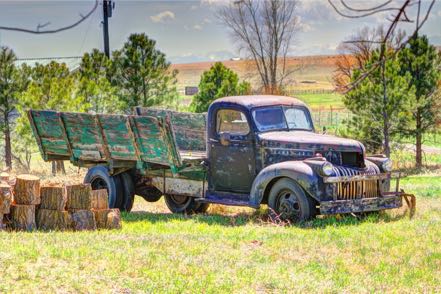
28 95 415 221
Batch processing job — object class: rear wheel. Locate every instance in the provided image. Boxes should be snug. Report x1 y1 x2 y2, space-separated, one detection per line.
268 178 316 222
84 166 123 209
119 172 135 212
164 194 207 214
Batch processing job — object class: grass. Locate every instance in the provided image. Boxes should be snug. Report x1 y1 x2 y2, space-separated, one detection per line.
296 93 345 109
1 173 440 293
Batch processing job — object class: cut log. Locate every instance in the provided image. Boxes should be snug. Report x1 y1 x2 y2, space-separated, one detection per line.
91 189 109 210
0 172 9 183
14 174 40 205
93 208 121 229
40 186 67 210
65 184 92 210
70 210 96 231
0 183 12 214
11 204 36 231
36 209 72 231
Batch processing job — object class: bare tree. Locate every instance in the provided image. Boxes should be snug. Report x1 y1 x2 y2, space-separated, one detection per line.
328 0 436 92
0 0 98 34
218 0 299 94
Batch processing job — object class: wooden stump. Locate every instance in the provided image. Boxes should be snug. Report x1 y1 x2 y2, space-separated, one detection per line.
11 204 36 231
0 183 12 214
66 184 92 210
93 208 121 229
70 210 96 231
14 174 40 205
36 209 72 231
0 172 9 183
40 186 67 210
91 189 109 210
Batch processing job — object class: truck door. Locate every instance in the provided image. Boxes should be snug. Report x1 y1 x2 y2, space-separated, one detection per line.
209 108 255 193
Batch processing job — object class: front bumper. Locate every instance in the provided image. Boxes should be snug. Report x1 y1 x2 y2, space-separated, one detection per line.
320 172 413 215
320 194 402 214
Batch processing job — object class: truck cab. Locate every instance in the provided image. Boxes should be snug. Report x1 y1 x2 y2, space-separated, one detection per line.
28 95 408 222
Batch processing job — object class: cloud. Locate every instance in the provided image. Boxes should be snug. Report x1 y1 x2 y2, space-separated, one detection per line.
193 24 203 30
150 11 175 23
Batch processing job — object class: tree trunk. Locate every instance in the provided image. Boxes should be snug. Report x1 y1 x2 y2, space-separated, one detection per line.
36 209 72 231
415 110 423 169
3 113 12 170
0 183 12 214
381 61 391 158
51 161 66 176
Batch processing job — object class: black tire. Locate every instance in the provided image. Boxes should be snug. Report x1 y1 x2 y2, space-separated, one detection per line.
164 194 204 214
119 172 135 212
84 166 123 209
194 202 210 213
268 178 316 222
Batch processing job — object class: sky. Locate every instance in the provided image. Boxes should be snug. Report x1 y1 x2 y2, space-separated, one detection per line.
0 0 440 65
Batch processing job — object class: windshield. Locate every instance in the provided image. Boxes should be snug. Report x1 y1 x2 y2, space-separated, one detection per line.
252 106 313 132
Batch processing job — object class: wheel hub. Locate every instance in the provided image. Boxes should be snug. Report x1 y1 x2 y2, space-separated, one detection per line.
277 191 301 220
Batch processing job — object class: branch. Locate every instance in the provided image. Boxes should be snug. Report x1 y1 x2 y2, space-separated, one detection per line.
0 0 98 34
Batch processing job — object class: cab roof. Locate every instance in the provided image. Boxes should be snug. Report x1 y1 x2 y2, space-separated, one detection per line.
213 95 308 110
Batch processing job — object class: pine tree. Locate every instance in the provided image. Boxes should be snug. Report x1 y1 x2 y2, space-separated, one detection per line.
191 62 251 113
398 35 441 168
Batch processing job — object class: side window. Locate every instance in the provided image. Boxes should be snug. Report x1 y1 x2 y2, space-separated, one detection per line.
216 109 250 136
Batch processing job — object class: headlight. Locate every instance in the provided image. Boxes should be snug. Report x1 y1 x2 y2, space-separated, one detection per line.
321 162 334 176
382 159 393 172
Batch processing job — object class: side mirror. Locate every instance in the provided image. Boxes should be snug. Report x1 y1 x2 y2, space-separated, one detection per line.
219 132 231 146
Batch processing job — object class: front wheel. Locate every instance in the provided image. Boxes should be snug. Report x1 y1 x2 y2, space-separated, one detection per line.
268 178 316 222
164 195 208 214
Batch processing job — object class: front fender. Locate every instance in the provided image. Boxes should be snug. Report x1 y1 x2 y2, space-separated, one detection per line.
250 161 323 207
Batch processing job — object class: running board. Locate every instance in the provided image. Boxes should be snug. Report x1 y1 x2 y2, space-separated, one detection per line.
196 191 259 208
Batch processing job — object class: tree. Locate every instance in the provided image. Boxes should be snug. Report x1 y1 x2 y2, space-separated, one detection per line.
191 62 251 113
398 35 441 168
0 47 29 169
344 48 414 157
16 61 89 174
218 0 299 94
79 49 123 113
111 33 178 111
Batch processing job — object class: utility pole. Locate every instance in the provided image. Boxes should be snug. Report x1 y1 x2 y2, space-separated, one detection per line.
102 0 114 58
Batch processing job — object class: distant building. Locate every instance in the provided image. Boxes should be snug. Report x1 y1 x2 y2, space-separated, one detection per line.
185 86 199 96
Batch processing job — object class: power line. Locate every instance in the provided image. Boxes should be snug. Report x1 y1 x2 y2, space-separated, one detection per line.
16 56 82 61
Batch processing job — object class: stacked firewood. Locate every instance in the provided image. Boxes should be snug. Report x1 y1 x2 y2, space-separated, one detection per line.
0 174 121 232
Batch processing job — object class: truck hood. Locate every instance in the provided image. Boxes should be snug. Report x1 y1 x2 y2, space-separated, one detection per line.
258 131 364 153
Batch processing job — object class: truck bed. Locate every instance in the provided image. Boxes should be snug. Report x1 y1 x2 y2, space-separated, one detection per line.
28 109 206 175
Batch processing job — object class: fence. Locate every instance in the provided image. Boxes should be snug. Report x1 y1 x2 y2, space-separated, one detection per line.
310 106 352 133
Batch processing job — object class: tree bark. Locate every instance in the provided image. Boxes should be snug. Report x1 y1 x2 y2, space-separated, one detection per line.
415 110 423 169
11 204 36 231
14 174 41 205
40 186 67 210
65 183 92 210
51 160 66 176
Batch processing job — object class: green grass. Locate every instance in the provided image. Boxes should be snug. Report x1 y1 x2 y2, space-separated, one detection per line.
295 93 344 109
1 174 440 292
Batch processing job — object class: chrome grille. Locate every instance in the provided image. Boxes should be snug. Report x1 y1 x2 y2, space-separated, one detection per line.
332 165 380 200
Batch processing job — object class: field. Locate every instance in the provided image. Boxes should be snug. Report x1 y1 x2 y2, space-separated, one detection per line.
0 173 440 292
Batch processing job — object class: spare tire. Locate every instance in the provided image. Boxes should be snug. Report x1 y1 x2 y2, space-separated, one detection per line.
84 166 123 209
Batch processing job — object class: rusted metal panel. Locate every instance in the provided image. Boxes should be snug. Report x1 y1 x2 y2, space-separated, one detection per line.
151 177 206 197
320 195 402 214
